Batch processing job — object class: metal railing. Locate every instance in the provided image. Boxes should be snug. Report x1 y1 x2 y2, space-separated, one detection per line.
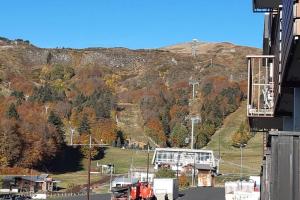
247 55 275 117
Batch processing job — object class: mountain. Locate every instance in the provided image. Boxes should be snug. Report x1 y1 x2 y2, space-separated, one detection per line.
0 37 261 169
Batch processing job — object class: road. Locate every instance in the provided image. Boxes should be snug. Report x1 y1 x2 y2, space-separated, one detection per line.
50 193 111 200
51 187 225 200
178 187 225 200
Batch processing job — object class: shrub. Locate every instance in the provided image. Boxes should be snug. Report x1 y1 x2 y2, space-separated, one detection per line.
6 103 19 120
179 174 190 188
232 121 252 147
155 168 175 178
170 123 188 147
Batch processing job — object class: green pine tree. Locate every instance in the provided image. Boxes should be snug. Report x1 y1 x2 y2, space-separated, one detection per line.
170 123 188 147
48 111 65 144
6 103 19 120
78 114 90 134
48 111 63 128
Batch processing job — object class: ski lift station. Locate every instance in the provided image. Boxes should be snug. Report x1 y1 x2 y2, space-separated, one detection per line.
152 148 218 174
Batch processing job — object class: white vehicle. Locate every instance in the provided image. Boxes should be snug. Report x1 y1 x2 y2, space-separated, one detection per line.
153 178 178 200
31 193 47 199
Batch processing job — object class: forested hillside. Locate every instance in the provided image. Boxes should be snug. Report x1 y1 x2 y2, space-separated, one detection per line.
0 37 260 170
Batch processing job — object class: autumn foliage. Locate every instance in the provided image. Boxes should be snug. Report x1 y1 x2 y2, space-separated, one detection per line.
0 102 62 168
145 118 166 145
0 64 118 170
232 121 252 147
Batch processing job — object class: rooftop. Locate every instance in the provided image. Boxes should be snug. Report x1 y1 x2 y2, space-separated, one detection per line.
3 174 59 183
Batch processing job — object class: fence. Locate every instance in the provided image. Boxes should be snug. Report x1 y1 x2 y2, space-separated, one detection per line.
261 131 300 200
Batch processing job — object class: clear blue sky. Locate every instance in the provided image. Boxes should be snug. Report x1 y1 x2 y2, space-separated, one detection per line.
0 0 264 49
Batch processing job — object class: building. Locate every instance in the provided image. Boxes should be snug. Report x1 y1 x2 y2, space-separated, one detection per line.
196 164 215 187
248 0 300 199
111 177 139 188
2 174 59 193
130 168 155 183
152 148 218 186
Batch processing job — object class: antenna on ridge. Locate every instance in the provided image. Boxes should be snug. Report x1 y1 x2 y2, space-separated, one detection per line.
191 39 198 58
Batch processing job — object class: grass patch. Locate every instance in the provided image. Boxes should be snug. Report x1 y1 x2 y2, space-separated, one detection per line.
94 147 153 174
51 171 101 190
205 102 263 185
51 147 152 190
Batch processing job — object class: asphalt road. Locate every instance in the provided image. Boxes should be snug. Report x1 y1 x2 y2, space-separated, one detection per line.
178 187 225 200
51 187 225 200
50 193 111 200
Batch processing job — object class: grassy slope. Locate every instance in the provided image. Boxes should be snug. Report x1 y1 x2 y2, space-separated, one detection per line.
117 103 158 147
117 103 148 142
51 147 152 189
205 102 263 181
94 147 153 174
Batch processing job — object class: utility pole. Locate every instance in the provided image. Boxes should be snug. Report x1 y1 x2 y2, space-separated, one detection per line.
176 152 180 179
238 143 246 180
146 142 150 183
190 116 201 149
240 144 243 180
109 164 114 191
218 131 221 159
87 135 91 200
70 128 75 145
70 133 108 200
189 80 199 100
191 39 198 58
192 153 196 186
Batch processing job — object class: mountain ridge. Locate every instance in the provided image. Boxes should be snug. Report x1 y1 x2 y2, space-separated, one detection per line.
0 36 261 150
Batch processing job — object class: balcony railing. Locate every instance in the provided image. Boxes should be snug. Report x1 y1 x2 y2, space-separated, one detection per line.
247 55 275 117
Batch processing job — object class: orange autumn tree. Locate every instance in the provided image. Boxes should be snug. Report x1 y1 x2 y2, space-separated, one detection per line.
0 118 22 167
92 119 117 144
10 76 34 96
6 102 63 168
145 118 166 146
73 134 99 159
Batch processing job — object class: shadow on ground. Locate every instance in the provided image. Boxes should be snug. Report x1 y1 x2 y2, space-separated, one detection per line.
46 145 84 173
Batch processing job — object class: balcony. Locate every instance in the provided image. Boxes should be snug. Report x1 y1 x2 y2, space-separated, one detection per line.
247 55 283 131
247 55 275 117
253 0 281 12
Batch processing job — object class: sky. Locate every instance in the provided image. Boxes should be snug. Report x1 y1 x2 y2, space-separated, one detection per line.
0 0 264 49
